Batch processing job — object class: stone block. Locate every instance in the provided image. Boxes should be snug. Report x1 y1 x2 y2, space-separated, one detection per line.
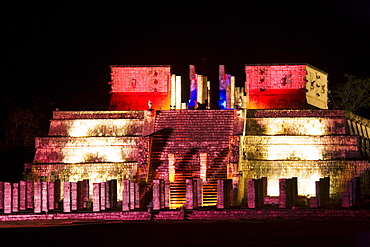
134 181 140 209
105 181 111 209
247 179 255 208
54 180 61 209
0 182 3 210
318 177 330 207
122 180 130 211
279 179 287 208
194 178 203 208
100 182 106 211
63 182 71 213
34 182 42 213
351 177 361 206
315 181 321 207
164 180 170 209
12 183 19 212
48 181 55 210
93 183 100 212
4 182 12 214
83 179 89 209
77 181 84 210
41 182 48 212
19 181 26 211
186 178 194 209
153 180 160 210
71 182 77 211
129 181 135 210
108 179 118 209
26 180 33 209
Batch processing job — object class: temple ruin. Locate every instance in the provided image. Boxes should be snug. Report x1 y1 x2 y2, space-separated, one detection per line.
27 63 370 210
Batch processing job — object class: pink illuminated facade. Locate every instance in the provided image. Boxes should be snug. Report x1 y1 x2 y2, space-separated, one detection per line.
109 65 172 110
245 64 328 109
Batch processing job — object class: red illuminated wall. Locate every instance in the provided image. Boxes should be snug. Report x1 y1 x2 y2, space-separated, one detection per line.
109 66 171 110
245 64 309 109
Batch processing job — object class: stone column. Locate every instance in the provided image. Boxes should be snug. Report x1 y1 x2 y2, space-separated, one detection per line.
122 180 130 211
54 180 61 209
292 177 298 203
4 182 12 214
34 182 41 213
262 177 268 197
93 183 100 212
48 181 55 210
217 179 225 209
0 182 3 210
200 153 207 182
83 179 89 209
71 182 77 211
164 179 170 209
63 182 71 213
176 76 182 110
109 179 117 209
186 178 194 209
168 154 175 183
247 179 255 208
351 177 361 207
105 181 111 209
135 181 140 209
129 181 135 210
26 180 33 209
19 181 26 211
12 183 19 212
41 181 48 212
77 181 84 210
194 178 203 208
160 180 165 209
315 180 321 207
279 179 287 208
152 179 160 210
100 182 106 211
319 177 330 207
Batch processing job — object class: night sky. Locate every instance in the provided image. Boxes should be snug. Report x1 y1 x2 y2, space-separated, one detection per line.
3 1 370 115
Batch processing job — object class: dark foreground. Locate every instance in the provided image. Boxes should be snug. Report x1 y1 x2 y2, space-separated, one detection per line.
0 219 369 246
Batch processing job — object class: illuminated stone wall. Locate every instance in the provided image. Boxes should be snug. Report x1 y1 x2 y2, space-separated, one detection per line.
240 160 369 198
245 64 328 109
238 109 370 200
109 66 172 110
32 111 145 200
34 137 140 163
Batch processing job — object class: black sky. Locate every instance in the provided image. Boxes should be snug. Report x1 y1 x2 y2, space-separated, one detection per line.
3 1 370 114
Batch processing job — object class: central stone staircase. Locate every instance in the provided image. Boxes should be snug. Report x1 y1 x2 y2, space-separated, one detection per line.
148 110 235 207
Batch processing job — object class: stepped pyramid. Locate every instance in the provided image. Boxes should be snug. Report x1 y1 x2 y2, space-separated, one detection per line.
30 64 370 207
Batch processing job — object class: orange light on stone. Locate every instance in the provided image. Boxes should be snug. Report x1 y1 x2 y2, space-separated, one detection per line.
168 154 175 182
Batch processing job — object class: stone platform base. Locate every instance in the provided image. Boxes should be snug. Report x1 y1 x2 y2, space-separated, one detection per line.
1 209 369 224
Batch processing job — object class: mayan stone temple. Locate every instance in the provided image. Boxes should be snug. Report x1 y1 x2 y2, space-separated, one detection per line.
1 63 370 221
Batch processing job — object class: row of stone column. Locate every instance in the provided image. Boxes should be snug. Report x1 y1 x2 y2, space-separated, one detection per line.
0 179 121 214
216 177 334 209
0 180 62 214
